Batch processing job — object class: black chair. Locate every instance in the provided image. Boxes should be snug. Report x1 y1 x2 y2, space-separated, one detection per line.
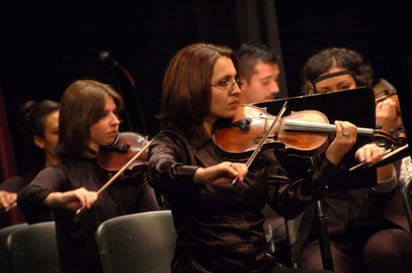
95 210 176 273
0 223 28 273
6 221 60 273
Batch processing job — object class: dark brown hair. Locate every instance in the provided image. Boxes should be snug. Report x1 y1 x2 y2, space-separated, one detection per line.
57 79 124 159
237 42 279 81
20 100 59 138
302 47 373 94
158 43 238 147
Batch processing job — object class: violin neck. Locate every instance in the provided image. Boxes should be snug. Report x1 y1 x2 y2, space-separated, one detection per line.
283 120 374 136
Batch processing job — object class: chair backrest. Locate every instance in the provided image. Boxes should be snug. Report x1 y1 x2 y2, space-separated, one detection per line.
6 221 60 273
0 223 28 273
95 210 176 273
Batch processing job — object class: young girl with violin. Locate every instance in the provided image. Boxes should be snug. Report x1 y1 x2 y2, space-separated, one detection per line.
17 79 160 273
0 99 59 223
146 43 384 273
295 47 412 273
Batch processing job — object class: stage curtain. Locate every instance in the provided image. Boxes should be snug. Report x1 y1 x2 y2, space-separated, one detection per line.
0 87 26 227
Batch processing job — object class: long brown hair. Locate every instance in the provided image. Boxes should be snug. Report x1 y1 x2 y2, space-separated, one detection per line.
57 79 124 159
158 43 238 147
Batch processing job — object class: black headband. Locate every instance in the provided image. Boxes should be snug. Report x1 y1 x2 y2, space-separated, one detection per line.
306 70 356 94
310 70 356 84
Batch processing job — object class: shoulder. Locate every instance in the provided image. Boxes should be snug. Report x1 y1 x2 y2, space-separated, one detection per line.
151 130 188 148
149 130 195 163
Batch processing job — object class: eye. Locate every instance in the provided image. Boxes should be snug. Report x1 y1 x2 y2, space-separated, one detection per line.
235 77 243 87
219 79 230 87
339 84 351 90
316 88 331 93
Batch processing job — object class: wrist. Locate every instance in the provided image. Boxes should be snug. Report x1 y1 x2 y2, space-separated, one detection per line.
193 167 205 184
371 171 398 193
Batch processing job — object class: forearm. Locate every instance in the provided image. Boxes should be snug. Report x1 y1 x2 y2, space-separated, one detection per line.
43 192 65 207
372 164 397 193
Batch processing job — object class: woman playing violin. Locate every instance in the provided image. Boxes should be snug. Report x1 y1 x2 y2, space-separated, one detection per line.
17 79 160 273
295 47 412 273
146 43 382 273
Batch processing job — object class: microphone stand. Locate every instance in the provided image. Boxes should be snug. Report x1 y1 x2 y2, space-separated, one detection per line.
108 66 135 131
100 51 147 134
119 66 147 135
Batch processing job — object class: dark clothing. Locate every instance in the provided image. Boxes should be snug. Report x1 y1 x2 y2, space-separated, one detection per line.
147 130 343 273
1 166 44 192
295 181 412 273
1 166 53 223
17 157 160 273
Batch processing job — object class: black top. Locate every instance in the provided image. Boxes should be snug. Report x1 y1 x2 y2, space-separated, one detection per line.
17 157 160 273
1 166 42 193
147 130 344 273
293 165 410 264
1 166 53 222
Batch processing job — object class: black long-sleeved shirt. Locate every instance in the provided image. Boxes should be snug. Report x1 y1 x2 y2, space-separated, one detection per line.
147 129 343 273
17 157 160 273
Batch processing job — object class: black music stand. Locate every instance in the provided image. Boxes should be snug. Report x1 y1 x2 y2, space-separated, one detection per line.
255 87 377 271
256 87 378 190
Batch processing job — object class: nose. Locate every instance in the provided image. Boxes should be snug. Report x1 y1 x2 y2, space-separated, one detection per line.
231 81 242 95
110 113 121 126
271 81 280 95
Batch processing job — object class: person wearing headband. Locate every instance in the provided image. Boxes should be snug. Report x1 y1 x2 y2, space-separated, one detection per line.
295 47 412 273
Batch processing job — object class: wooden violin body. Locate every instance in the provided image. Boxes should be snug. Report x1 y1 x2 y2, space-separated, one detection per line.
213 105 330 159
213 104 398 160
98 131 149 175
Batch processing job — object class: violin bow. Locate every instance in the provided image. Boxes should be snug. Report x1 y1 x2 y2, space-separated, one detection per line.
232 101 288 184
349 143 409 172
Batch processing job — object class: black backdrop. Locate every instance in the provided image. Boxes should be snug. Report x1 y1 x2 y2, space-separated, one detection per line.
1 1 411 173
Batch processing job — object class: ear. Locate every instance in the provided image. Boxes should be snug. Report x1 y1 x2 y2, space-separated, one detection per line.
33 135 45 149
305 80 315 95
240 77 248 91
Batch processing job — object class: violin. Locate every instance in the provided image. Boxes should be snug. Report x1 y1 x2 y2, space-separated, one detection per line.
373 78 400 111
73 131 151 223
213 104 397 159
98 131 149 176
373 78 406 145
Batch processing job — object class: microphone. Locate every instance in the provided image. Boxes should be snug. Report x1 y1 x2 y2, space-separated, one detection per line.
98 50 147 134
99 51 123 69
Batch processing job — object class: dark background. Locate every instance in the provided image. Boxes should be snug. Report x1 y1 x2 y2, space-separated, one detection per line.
1 1 411 174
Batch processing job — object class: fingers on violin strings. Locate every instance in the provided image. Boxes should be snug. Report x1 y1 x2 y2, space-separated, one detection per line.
334 121 346 137
342 121 357 139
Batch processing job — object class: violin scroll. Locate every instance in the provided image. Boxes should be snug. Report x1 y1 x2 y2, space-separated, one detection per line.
373 128 408 150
